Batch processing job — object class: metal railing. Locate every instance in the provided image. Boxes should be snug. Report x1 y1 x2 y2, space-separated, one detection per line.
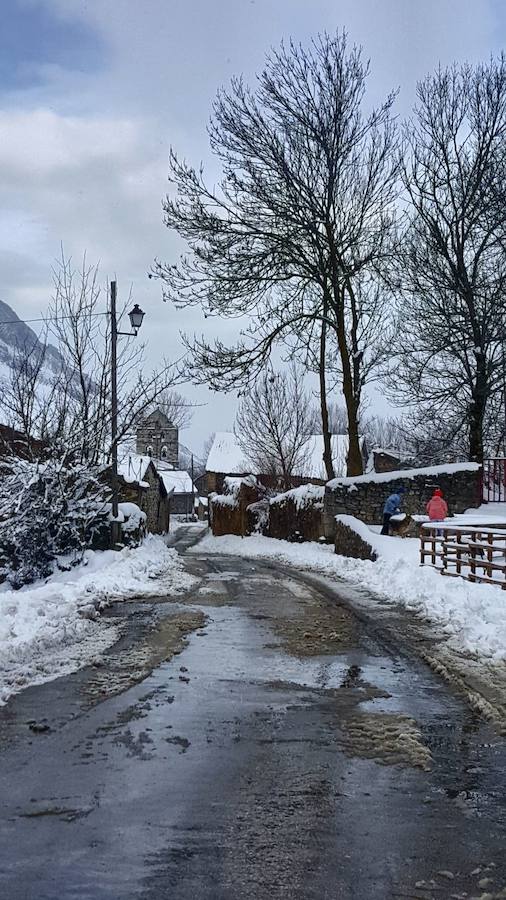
482 457 506 502
420 523 506 590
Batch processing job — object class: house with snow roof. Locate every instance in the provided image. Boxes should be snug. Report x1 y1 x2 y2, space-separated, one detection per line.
115 451 172 534
206 431 367 494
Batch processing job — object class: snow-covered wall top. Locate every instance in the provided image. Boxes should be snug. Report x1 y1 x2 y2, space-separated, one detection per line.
327 461 481 490
270 483 324 509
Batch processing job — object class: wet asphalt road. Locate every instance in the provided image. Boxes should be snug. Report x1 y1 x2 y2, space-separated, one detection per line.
1 526 506 899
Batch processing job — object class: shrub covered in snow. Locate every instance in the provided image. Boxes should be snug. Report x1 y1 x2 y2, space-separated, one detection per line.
0 457 111 587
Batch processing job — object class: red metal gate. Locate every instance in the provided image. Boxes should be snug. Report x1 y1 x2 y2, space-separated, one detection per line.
482 458 506 502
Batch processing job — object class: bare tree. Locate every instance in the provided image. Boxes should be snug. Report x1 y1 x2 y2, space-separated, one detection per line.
1 334 65 452
362 414 410 454
148 388 195 430
153 31 398 476
234 366 315 490
390 59 506 463
48 252 180 464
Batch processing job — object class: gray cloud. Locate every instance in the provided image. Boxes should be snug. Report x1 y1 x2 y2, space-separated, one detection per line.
1 0 503 450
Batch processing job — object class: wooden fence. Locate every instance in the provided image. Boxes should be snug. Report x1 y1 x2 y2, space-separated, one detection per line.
420 523 506 589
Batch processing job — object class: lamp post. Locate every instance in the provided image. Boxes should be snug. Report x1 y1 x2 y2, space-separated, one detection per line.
110 280 145 548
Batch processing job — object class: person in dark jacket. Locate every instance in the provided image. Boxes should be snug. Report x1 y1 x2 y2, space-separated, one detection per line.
380 486 405 535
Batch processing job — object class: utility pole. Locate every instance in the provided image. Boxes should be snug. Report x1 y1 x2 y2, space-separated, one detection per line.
110 281 121 547
191 453 195 520
109 280 145 549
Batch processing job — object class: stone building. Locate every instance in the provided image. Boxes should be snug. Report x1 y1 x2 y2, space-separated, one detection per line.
116 454 172 534
133 408 197 516
136 410 178 467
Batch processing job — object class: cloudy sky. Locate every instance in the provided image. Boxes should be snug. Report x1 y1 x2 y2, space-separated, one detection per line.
1 0 505 453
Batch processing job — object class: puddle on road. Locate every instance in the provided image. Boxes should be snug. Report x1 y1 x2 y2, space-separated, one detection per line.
81 609 206 704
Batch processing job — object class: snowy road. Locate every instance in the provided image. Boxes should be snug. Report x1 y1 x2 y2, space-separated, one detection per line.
1 526 506 898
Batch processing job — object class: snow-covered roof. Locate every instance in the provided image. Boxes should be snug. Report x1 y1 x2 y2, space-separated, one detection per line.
117 452 153 485
206 431 250 475
159 470 194 496
206 431 362 479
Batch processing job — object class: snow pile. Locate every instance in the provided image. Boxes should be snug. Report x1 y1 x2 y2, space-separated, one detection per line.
0 535 195 703
197 528 506 661
224 474 258 496
119 502 146 535
270 483 324 510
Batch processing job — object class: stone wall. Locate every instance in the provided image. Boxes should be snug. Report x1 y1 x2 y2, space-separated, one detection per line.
206 470 327 497
323 462 482 539
268 484 324 542
138 464 170 534
334 518 377 561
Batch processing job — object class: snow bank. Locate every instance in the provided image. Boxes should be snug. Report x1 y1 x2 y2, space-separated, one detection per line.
0 536 195 704
196 530 506 662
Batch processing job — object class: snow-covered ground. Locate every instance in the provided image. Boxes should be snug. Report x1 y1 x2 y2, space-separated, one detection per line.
0 536 195 704
196 523 506 663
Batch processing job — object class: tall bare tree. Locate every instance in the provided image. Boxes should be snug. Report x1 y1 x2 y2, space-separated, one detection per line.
234 366 315 490
153 31 398 476
390 59 506 463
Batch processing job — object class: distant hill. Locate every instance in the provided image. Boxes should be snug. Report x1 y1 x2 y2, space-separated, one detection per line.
0 300 65 391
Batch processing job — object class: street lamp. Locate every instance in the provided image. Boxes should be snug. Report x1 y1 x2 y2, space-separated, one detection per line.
128 303 145 333
110 281 145 547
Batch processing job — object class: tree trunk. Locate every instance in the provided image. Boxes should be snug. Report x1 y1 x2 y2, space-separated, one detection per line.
319 308 335 481
331 299 363 477
345 393 363 476
469 360 487 463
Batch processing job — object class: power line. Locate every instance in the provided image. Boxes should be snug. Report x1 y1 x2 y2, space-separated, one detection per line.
0 312 109 327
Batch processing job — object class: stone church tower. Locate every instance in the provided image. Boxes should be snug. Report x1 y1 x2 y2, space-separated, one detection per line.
136 409 178 467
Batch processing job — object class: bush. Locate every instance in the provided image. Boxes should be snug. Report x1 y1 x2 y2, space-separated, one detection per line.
0 457 110 587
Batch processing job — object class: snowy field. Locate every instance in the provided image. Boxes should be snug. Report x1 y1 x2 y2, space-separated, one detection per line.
0 536 195 704
196 521 506 663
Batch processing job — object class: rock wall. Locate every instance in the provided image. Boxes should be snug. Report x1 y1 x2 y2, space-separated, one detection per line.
268 484 324 542
334 518 377 561
323 463 482 539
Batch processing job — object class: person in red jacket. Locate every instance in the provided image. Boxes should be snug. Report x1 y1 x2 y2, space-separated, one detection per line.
426 488 448 521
